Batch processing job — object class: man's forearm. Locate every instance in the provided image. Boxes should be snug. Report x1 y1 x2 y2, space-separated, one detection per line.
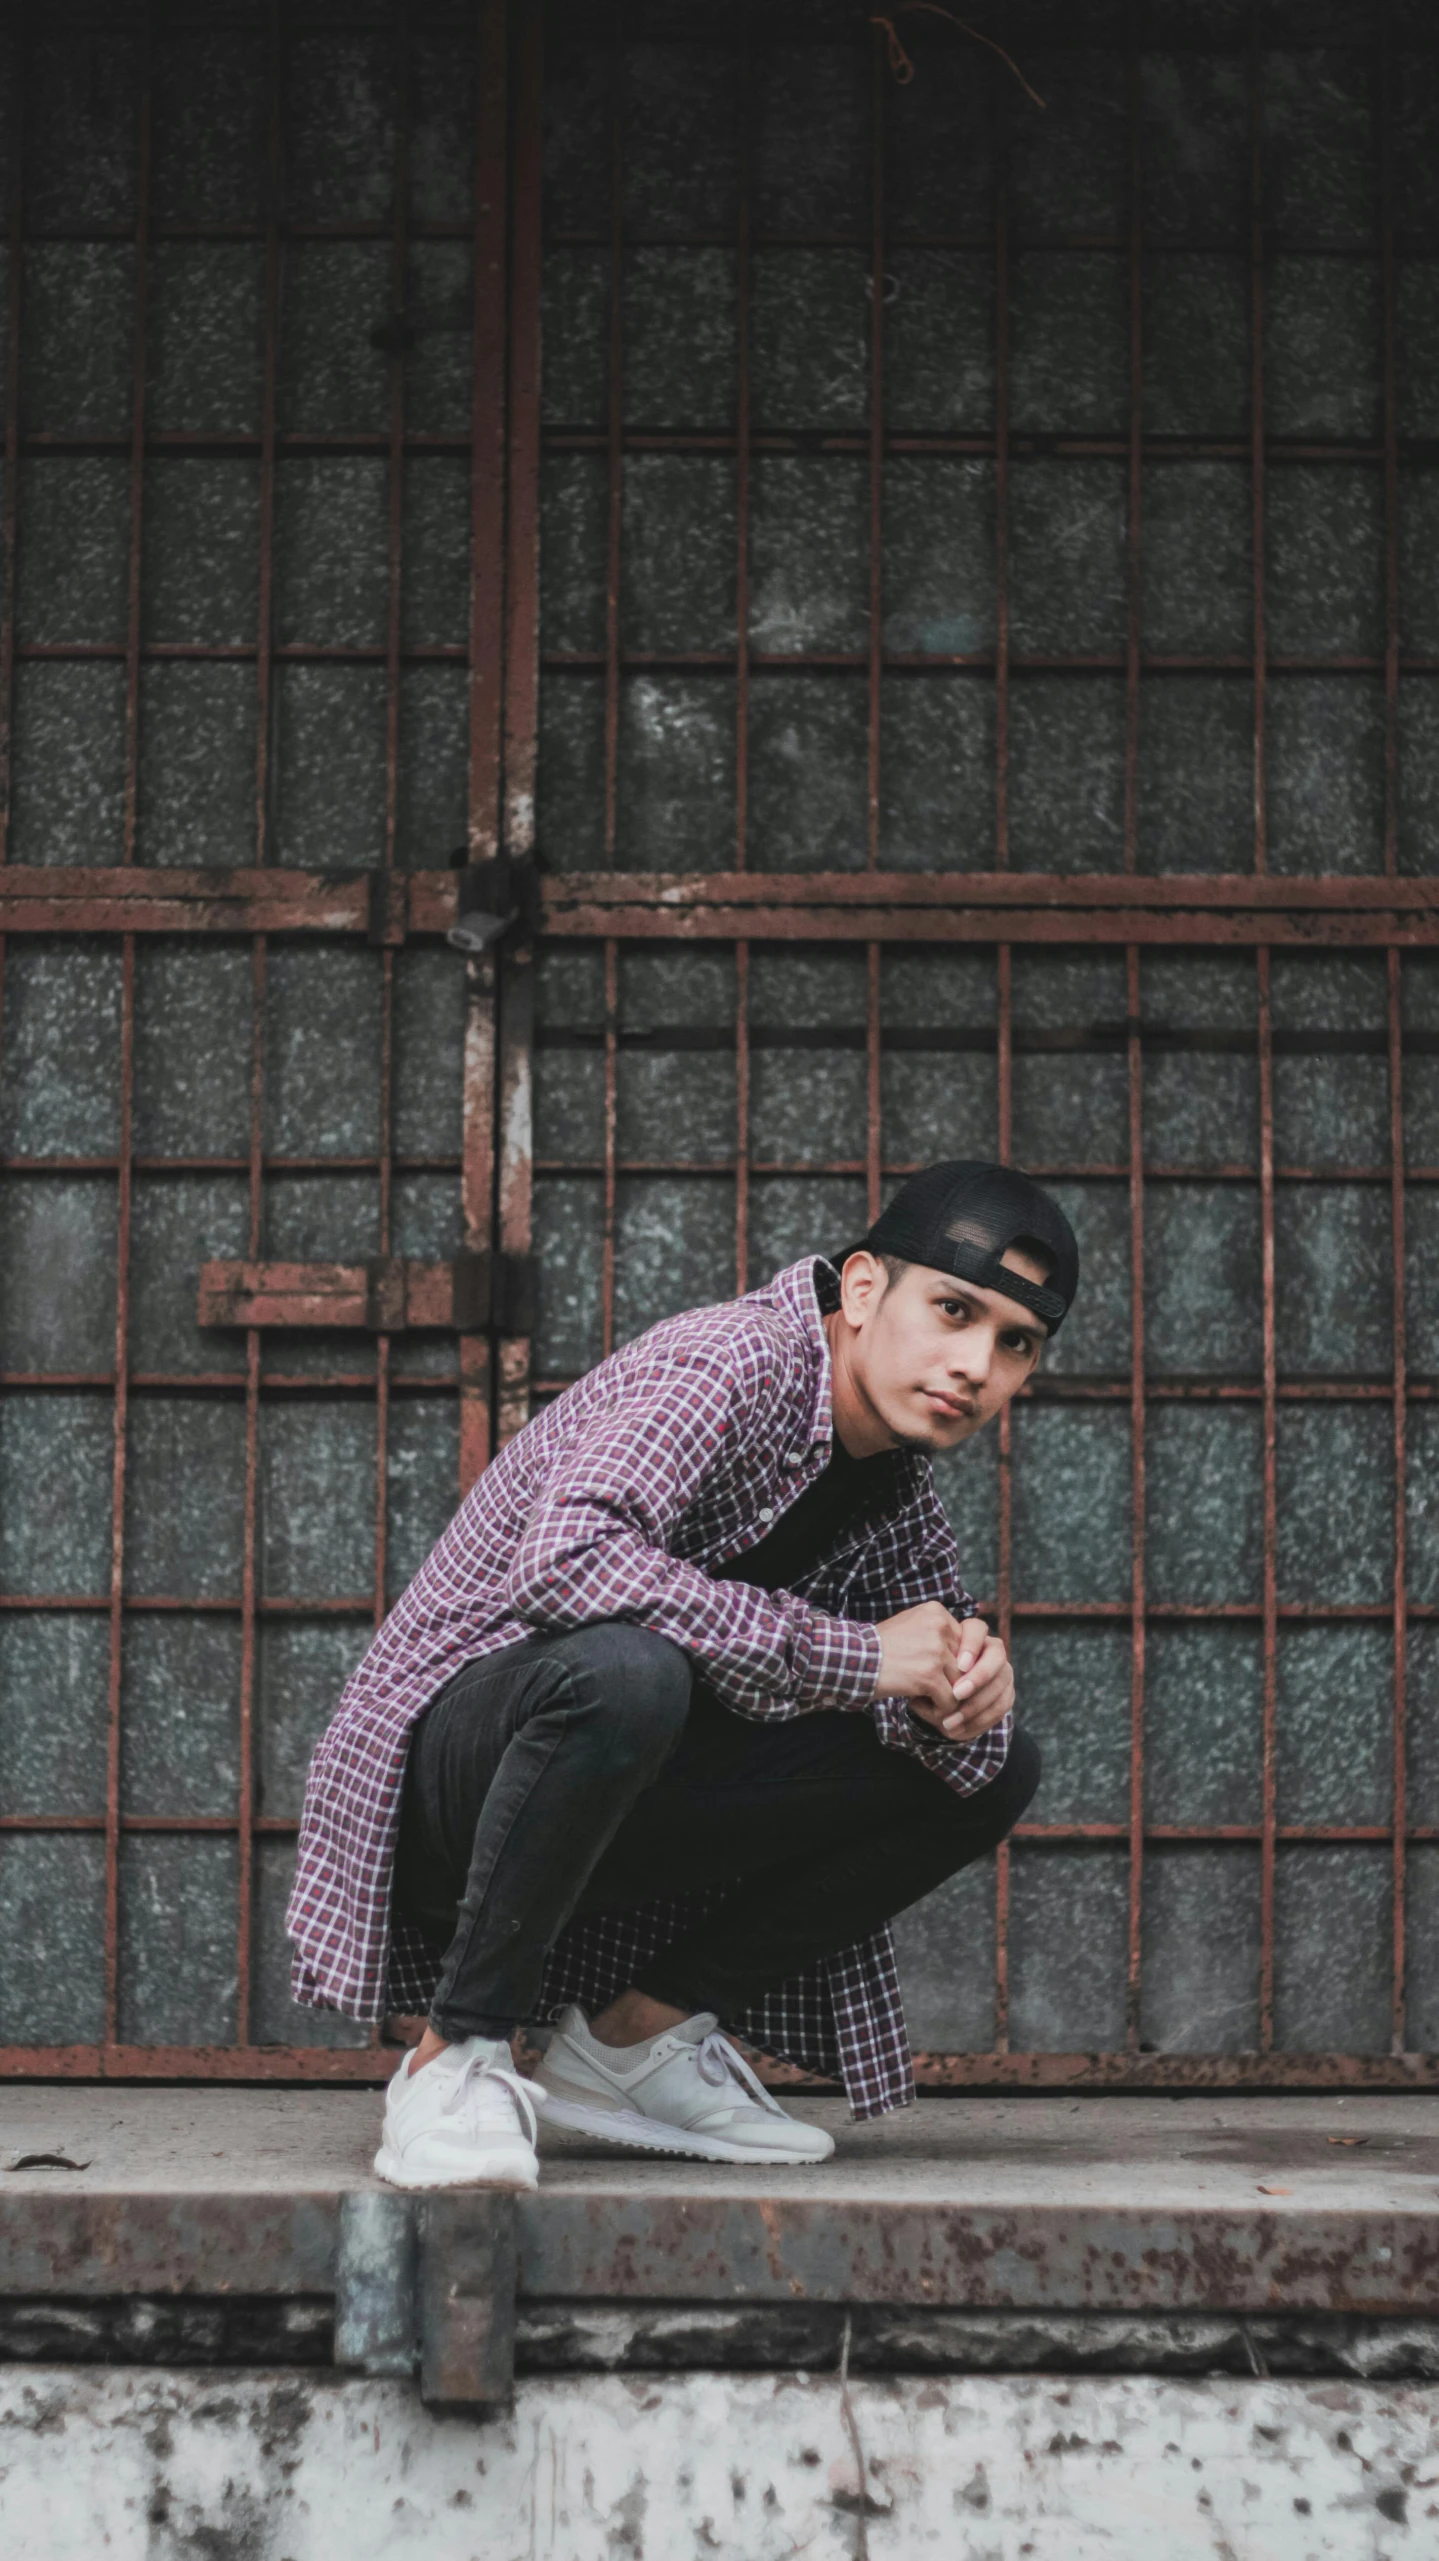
507 1520 882 1711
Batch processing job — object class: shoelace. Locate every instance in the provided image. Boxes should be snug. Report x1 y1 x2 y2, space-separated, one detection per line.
439 2052 543 2147
693 2027 787 2119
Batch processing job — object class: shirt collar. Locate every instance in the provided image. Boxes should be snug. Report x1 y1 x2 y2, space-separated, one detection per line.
766 1256 843 1463
765 1255 930 1511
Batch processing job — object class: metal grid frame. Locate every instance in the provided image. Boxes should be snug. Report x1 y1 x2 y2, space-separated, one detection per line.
0 0 542 2079
0 0 1437 2085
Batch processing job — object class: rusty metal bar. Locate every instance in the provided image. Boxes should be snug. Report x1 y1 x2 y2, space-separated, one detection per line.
734 7 751 872
1379 0 1409 2056
101 20 153 2056
6 866 1439 939
1121 9 1147 2056
493 0 544 1451
1248 7 1280 2057
371 0 413 1652
990 52 1014 2038
495 936 535 1445
602 6 624 865
0 9 23 863
235 0 284 2049
458 952 498 1493
601 940 619 1358
1258 944 1279 2054
994 948 1014 2055
993 87 1009 869
9 1593 1433 1626
502 1 544 866
866 23 885 872
1125 951 1147 2053
235 939 266 2049
866 944 882 1223
11 1810 1439 1844
735 940 750 1292
196 1260 510 1334
468 0 509 863
8 2042 1439 2092
458 0 516 1491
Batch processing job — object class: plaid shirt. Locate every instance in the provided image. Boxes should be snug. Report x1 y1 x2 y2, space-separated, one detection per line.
286 1257 1009 2119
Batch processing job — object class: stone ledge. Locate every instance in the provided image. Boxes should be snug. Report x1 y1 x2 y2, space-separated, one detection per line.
4 2089 1438 2405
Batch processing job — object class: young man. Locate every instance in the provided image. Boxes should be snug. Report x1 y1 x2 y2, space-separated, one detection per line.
287 1160 1078 2191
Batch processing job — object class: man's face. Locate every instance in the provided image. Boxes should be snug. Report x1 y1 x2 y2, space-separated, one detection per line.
835 1249 1048 1453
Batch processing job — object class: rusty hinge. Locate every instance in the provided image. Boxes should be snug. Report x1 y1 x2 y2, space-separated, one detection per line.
197 1250 537 1335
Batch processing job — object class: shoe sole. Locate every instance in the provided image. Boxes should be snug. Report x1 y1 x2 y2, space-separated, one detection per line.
533 2093 834 2167
373 2143 539 2193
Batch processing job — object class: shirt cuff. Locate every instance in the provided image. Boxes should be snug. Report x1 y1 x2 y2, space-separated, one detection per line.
791 1608 883 1709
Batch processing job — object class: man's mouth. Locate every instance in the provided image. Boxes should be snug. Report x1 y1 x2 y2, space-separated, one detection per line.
919 1388 976 1422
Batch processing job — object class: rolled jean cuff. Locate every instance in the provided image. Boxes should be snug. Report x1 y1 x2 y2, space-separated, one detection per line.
427 2004 522 2043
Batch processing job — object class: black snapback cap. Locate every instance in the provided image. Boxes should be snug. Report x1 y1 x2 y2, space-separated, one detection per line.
836 1160 1080 1334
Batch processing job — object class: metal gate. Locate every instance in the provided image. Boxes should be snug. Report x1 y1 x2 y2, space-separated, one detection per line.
2 0 1437 2089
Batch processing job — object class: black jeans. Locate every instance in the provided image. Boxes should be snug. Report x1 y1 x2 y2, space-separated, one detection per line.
392 1620 1041 2042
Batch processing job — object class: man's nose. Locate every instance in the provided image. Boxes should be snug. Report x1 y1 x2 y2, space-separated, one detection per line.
950 1325 994 1388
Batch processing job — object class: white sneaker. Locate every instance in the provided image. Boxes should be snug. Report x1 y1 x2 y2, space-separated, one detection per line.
533 2007 835 2166
374 2036 542 2191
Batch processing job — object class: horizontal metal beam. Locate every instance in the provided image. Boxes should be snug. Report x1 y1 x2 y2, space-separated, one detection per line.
543 872 1439 947
197 1251 536 1336
4 868 1439 946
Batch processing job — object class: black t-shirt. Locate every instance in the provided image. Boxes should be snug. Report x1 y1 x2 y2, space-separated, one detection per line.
713 1437 898 1595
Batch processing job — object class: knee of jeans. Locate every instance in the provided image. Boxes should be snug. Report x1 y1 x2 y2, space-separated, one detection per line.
924 1725 1040 1846
562 1621 693 1768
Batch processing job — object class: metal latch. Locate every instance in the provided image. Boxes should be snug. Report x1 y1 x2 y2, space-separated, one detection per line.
447 851 542 955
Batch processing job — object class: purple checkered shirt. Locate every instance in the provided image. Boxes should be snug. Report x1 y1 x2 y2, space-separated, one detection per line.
286 1256 1009 2118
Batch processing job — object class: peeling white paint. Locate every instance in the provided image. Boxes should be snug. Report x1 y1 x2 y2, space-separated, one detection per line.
2 2367 1436 2560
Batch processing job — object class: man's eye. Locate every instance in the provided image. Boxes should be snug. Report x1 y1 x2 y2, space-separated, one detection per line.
940 1299 966 1319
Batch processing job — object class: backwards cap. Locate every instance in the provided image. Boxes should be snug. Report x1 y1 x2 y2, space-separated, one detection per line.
840 1160 1079 1334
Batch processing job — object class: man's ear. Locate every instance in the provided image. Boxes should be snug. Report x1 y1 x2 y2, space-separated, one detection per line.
838 1250 887 1328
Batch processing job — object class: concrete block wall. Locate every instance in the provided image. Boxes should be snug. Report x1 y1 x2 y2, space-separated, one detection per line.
2 2366 1434 2559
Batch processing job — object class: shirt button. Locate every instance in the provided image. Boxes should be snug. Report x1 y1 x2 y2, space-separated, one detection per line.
758 1505 775 1522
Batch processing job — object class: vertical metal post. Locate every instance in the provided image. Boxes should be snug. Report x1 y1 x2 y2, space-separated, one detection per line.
1125 956 1147 2048
601 939 618 1357
0 9 22 864
733 15 752 1300
0 9 23 1444
1378 0 1408 2052
866 941 882 1225
866 23 885 874
735 940 750 1294
496 0 543 1448
460 0 512 1489
1248 2 1278 2051
503 2 543 870
863 32 886 1233
1122 2 1147 2052
372 5 412 1631
235 0 284 2041
602 5 624 868
1257 946 1277 2049
993 76 1010 876
991 60 1013 2056
104 18 152 2054
994 945 1013 2054
734 6 751 877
